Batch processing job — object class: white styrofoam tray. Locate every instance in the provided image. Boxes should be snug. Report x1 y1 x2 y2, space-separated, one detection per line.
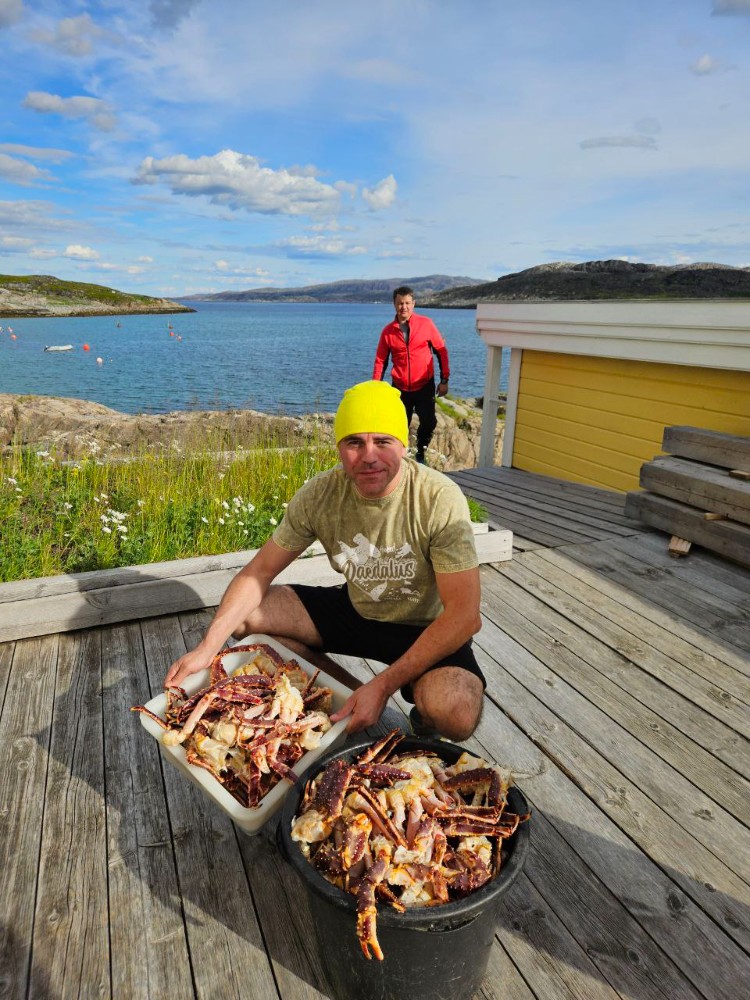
138 633 351 834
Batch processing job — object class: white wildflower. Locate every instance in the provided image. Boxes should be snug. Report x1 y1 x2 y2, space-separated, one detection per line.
222 500 230 510
64 502 73 510
269 516 278 525
117 524 128 534
218 518 225 525
6 477 17 485
137 499 145 507
201 516 209 524
102 526 112 534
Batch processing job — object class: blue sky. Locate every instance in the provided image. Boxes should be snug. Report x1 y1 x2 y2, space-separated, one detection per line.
1 0 749 296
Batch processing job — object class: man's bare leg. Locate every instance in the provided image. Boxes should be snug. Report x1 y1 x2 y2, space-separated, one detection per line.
231 584 363 690
412 667 484 741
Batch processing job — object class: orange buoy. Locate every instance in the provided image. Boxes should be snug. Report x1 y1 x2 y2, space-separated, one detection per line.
83 343 90 351
169 331 175 337
10 334 17 340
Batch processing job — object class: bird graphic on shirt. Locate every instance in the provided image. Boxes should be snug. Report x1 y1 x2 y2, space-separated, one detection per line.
332 533 380 570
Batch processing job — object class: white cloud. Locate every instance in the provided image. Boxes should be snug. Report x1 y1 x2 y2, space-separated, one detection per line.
23 91 117 132
135 149 345 216
137 255 154 263
275 235 367 257
64 244 99 260
0 235 33 252
77 260 144 275
579 135 658 151
31 14 107 57
0 153 51 185
362 174 397 210
712 0 750 14
0 0 22 29
214 260 270 276
0 199 71 231
0 143 73 162
689 55 725 75
30 248 57 259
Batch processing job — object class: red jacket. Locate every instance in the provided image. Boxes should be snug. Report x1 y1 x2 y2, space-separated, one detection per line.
372 312 450 392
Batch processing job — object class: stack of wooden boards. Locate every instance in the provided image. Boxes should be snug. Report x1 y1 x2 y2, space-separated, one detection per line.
624 426 750 567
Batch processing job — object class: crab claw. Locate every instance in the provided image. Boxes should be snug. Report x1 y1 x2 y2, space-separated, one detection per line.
355 858 387 960
356 729 405 765
313 758 355 820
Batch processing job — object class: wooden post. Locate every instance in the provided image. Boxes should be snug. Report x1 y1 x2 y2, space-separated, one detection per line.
478 343 503 467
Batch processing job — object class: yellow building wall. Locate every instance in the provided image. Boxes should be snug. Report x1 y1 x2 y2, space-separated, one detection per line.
512 351 750 492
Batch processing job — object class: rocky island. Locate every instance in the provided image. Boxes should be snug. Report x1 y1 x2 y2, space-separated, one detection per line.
422 260 750 307
0 274 194 318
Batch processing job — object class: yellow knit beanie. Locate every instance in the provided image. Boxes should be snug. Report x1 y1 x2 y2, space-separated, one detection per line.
334 380 409 445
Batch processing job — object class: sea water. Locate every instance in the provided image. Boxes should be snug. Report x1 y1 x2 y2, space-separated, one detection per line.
0 301 508 416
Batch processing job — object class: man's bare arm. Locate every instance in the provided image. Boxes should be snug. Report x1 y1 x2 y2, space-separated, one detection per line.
164 538 305 686
330 566 482 731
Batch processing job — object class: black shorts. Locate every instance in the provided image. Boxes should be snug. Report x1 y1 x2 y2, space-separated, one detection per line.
289 583 486 703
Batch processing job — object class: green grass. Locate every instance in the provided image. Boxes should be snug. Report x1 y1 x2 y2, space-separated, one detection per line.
0 439 489 582
466 496 488 523
0 273 160 305
0 436 338 581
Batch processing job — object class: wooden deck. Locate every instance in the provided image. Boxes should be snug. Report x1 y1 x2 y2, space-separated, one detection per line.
1 467 748 999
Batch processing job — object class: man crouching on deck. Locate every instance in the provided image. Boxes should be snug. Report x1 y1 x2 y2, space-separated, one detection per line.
165 380 485 740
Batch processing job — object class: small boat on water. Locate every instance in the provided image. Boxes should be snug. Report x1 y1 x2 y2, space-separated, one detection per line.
44 345 74 352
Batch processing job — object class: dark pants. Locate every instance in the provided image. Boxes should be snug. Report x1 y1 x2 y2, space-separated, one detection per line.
399 381 436 455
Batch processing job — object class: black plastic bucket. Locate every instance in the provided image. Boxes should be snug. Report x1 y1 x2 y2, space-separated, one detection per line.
277 735 530 1000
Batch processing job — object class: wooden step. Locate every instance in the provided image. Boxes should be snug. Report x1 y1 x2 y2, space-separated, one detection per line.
640 455 750 525
624 491 750 568
661 426 750 470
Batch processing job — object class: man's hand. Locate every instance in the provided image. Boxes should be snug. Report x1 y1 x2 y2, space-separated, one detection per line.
437 381 449 397
164 646 216 688
330 675 391 733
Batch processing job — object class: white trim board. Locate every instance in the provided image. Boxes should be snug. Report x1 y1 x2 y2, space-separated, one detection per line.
476 301 750 371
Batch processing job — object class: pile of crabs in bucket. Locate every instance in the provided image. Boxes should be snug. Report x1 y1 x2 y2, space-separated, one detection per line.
133 641 530 962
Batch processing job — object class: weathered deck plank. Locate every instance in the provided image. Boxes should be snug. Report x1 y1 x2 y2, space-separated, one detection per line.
105 620 194 999
0 635 59 998
30 630 109 998
485 564 750 823
139 615 280 1000
475 614 750 954
492 556 750 779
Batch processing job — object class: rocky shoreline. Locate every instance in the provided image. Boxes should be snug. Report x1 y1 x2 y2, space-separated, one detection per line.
0 393 502 471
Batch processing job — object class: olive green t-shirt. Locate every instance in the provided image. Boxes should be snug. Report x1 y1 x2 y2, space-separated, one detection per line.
272 460 478 626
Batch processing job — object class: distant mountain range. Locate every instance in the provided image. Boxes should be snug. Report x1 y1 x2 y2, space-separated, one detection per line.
183 262 750 308
423 260 750 307
182 274 485 304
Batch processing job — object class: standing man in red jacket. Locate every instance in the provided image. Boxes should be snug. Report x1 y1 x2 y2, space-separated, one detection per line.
372 285 450 465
